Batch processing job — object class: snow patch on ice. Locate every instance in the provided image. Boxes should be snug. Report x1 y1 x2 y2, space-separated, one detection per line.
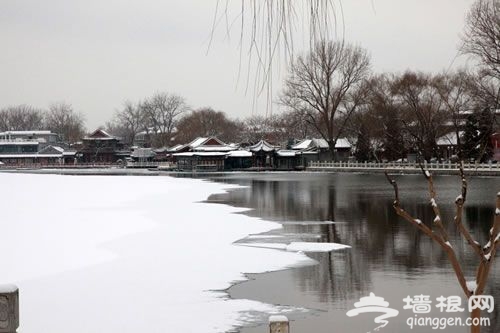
0 173 318 333
246 234 284 239
238 241 351 253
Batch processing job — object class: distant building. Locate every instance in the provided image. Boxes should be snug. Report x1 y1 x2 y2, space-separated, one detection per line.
0 141 39 165
79 129 129 163
248 140 279 168
133 127 178 148
0 130 59 148
0 130 74 165
292 138 351 162
0 141 76 165
173 137 236 171
436 132 462 161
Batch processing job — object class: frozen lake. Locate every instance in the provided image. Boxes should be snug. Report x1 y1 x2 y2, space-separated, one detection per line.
1 171 499 333
0 173 326 333
203 172 500 333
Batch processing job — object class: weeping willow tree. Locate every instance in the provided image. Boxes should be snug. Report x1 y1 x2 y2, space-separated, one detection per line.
210 0 339 112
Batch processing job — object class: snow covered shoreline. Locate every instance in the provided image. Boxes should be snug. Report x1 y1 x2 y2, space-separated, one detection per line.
0 173 346 333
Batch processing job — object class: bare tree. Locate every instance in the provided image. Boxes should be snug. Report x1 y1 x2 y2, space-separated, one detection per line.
273 110 320 143
281 41 371 159
386 167 499 333
361 74 408 161
466 70 500 123
390 71 450 161
111 101 145 145
432 71 476 156
175 107 242 143
45 102 86 144
462 0 500 81
0 105 45 131
140 93 187 148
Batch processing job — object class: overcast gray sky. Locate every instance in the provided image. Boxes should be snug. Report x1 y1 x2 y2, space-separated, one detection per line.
0 0 476 130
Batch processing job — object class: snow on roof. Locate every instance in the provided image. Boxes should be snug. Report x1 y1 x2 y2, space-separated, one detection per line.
0 154 61 158
38 145 65 155
84 129 118 140
276 150 297 157
0 141 39 145
185 137 235 152
293 138 330 149
168 144 185 152
437 132 463 146
188 137 209 148
195 146 235 152
173 152 228 157
292 139 312 150
227 150 252 158
293 138 349 150
335 138 351 149
313 138 330 149
249 140 278 152
0 130 53 135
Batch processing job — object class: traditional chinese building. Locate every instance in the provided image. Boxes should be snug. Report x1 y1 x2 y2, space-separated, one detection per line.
79 129 127 163
248 140 279 168
173 137 236 171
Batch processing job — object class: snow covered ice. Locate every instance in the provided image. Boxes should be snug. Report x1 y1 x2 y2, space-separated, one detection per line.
0 173 348 333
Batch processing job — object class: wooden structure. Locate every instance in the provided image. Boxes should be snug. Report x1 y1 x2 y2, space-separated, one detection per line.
173 137 235 171
225 150 253 170
292 138 351 162
248 140 278 168
79 129 127 163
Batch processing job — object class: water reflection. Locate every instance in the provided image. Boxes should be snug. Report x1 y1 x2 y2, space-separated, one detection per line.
204 173 499 333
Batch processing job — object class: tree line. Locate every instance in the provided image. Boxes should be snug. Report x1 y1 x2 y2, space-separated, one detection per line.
0 103 85 143
1 0 498 163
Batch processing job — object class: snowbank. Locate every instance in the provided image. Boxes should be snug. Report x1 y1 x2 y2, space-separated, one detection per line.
0 173 321 333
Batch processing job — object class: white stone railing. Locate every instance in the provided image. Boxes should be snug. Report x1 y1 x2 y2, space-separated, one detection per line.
125 161 175 169
308 160 500 171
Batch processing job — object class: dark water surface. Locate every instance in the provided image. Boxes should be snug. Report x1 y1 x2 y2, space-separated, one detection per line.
203 172 499 333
